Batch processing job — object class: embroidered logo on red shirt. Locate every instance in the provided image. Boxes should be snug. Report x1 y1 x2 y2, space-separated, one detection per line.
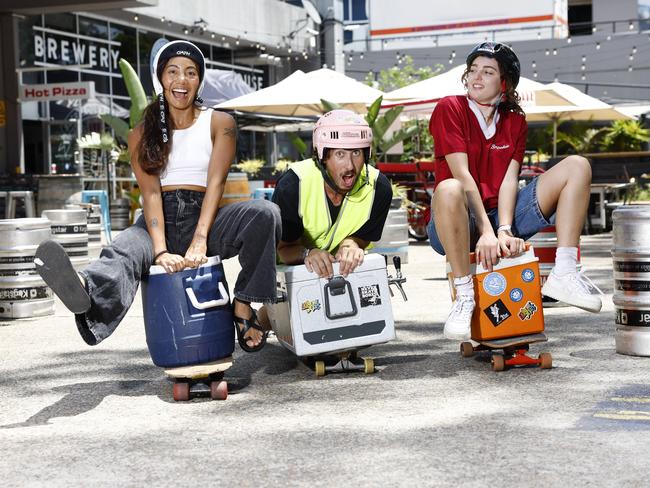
490 144 510 150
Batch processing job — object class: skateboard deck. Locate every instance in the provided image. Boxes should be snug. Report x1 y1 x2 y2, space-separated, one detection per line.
477 333 547 349
460 334 552 372
164 356 233 401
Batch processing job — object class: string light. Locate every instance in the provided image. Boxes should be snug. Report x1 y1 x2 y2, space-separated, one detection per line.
632 46 637 54
596 42 601 50
581 73 586 81
581 55 586 62
532 61 536 68
545 49 550 56
133 15 139 22
552 48 557 55
567 37 572 44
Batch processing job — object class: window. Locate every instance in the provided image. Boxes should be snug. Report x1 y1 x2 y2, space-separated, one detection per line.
79 16 108 39
343 0 367 22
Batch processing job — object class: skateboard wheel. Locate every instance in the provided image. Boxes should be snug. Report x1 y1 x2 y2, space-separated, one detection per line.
539 352 552 369
315 360 326 377
460 342 474 358
491 354 505 372
172 382 190 401
363 357 375 374
210 380 228 400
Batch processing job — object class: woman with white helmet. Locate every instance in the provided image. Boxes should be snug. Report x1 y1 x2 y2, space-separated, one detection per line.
272 109 392 278
428 42 601 341
35 40 280 353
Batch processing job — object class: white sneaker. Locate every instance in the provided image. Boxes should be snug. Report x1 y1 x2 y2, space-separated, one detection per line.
444 295 475 340
541 269 603 313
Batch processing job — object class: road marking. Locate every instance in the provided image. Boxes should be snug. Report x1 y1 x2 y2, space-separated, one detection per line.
594 410 650 421
610 397 650 403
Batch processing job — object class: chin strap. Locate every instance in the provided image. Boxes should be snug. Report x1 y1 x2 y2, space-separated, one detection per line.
315 159 369 197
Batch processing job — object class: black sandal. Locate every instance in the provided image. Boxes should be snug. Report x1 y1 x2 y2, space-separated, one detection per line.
233 299 268 353
34 240 91 314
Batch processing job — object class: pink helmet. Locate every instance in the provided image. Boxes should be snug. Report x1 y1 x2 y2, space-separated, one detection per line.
313 109 373 160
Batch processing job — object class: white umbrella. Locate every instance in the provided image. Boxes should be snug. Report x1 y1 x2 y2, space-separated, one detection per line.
524 82 631 156
215 68 384 116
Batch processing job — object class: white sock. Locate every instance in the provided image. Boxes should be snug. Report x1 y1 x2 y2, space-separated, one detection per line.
554 247 578 276
453 275 474 299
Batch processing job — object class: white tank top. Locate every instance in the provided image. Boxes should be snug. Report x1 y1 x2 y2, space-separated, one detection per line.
160 109 213 187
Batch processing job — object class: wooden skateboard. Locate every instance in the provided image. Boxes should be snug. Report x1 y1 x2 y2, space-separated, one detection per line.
308 349 375 377
460 333 552 372
164 356 233 401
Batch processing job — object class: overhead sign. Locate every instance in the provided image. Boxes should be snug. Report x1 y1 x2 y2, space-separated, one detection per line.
33 31 120 71
19 82 95 102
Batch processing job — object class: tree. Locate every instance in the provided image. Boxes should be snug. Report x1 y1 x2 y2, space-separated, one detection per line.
600 120 650 152
364 56 442 160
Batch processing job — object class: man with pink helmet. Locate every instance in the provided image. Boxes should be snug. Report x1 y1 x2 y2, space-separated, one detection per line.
271 109 392 278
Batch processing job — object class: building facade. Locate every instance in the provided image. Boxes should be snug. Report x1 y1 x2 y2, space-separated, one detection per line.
0 0 321 176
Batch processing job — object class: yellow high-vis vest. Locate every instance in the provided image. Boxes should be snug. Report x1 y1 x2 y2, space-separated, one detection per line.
290 158 379 253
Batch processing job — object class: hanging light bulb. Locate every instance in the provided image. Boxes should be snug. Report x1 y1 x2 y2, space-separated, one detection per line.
632 46 637 53
581 73 586 81
596 42 601 50
133 15 139 22
533 71 538 78
552 48 557 55
532 61 536 68
582 55 586 62
545 49 550 56
567 37 572 44
581 64 586 71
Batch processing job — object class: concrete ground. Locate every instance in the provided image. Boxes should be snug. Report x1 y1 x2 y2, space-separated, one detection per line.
1 233 649 487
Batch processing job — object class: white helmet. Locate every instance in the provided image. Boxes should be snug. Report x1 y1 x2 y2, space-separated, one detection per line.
313 109 373 160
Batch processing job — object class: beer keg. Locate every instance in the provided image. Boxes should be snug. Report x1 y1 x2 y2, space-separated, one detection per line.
0 218 54 319
42 209 89 271
369 197 409 264
66 203 103 261
110 198 131 231
612 205 650 356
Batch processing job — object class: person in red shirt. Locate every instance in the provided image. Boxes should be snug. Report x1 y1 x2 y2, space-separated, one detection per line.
428 42 602 341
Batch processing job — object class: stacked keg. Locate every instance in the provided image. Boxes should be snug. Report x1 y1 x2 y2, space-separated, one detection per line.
0 218 54 319
110 198 130 231
42 209 89 271
66 203 103 261
612 205 650 356
370 196 409 264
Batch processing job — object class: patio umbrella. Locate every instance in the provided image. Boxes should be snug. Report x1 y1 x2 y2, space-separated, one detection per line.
523 82 631 156
215 68 384 116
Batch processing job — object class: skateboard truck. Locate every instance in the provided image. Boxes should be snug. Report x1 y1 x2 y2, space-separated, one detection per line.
387 256 407 301
313 350 375 377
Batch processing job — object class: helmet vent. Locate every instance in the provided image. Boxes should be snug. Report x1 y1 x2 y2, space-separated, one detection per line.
329 131 339 139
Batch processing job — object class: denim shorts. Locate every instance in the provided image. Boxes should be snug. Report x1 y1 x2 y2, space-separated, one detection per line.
427 177 554 255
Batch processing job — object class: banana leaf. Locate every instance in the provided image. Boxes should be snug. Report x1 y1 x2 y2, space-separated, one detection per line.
118 58 148 128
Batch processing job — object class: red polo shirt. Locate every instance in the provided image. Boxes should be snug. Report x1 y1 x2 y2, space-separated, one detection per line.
429 95 527 210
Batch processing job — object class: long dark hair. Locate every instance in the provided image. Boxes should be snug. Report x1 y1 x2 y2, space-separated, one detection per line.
136 97 175 175
462 63 524 116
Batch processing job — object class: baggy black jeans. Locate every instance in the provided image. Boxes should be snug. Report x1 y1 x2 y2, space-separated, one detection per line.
76 189 281 345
